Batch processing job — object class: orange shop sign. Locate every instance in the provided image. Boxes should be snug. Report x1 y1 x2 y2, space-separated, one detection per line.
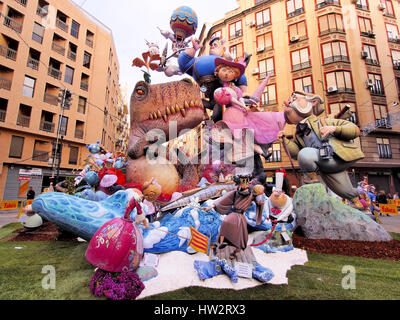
0 200 19 211
379 204 399 215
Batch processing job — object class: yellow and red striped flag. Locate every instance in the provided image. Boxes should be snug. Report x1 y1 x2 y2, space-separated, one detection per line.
188 227 211 255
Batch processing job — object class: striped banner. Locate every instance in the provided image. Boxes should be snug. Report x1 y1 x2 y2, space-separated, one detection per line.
188 227 210 255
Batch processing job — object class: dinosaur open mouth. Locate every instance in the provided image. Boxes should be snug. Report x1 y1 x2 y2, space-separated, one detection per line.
146 100 203 123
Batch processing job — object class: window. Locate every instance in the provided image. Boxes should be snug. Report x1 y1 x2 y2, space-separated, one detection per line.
22 76 35 98
83 51 91 68
326 70 353 93
362 44 379 65
256 8 271 29
258 57 275 79
78 96 86 114
289 20 307 41
294 76 313 93
9 136 24 158
319 13 344 35
386 23 399 42
211 30 222 39
101 129 106 145
71 20 80 38
32 22 45 44
59 116 68 135
374 105 389 128
377 138 392 159
355 0 368 10
69 146 79 165
322 41 349 64
358 17 373 35
383 1 395 18
368 74 384 95
391 50 400 69
287 0 304 18
229 20 242 40
291 47 310 71
256 32 273 51
261 84 277 105
265 143 282 163
64 66 74 85
229 43 243 59
329 102 357 124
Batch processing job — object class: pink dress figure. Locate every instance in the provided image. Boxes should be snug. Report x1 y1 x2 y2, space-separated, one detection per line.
212 57 285 159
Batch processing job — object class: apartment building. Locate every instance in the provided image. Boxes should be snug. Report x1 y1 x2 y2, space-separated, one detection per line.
196 0 400 193
0 0 126 200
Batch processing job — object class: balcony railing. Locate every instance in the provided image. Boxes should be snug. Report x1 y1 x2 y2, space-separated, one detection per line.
40 120 55 133
356 3 368 10
320 28 345 36
256 21 271 30
86 38 93 48
366 58 380 66
33 150 49 162
27 57 39 70
0 109 6 122
14 0 27 6
292 61 311 71
44 93 59 106
229 30 242 40
80 81 89 91
324 55 350 64
36 6 48 17
67 50 76 61
56 18 68 32
370 87 385 96
16 114 30 127
376 117 391 129
327 87 354 94
0 76 12 90
48 66 62 80
74 129 84 139
316 0 340 9
2 15 23 33
0 44 17 61
288 7 304 18
51 42 65 56
259 71 275 79
383 12 395 18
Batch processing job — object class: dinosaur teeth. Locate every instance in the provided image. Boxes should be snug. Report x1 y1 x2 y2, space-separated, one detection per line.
190 100 195 108
175 104 180 113
195 100 201 107
157 110 162 118
184 101 190 109
149 113 154 120
153 112 158 119
180 108 186 117
170 105 176 113
162 115 168 122
166 107 171 115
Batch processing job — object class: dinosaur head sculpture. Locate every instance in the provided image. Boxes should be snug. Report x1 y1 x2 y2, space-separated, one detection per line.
128 78 204 159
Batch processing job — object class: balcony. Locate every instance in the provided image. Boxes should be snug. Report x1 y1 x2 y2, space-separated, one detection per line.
2 15 23 33
0 109 6 122
292 61 311 71
256 21 271 30
33 150 49 162
14 0 27 6
316 0 340 9
355 3 368 11
16 114 30 127
51 42 65 56
67 50 76 62
48 66 62 80
366 58 380 66
370 88 385 96
0 76 12 90
320 28 345 36
375 118 391 129
80 81 88 91
287 7 304 18
40 120 55 133
86 38 93 48
0 44 17 61
361 31 375 38
74 129 84 139
324 55 350 64
327 87 354 94
229 30 242 40
383 12 395 18
27 57 39 70
56 18 68 32
43 93 59 106
259 71 275 79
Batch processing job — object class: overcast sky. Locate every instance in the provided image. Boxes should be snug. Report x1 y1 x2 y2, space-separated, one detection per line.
75 0 238 102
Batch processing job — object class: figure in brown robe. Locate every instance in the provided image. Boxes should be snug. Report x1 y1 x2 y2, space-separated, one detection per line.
204 175 264 259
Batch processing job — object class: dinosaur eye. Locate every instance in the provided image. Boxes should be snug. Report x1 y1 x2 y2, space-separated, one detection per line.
134 82 148 100
137 89 144 95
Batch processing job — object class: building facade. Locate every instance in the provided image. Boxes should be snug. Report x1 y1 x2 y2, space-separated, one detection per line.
0 0 126 199
198 0 400 193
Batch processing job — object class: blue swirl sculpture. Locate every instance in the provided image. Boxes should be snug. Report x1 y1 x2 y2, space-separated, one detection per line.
32 190 295 254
